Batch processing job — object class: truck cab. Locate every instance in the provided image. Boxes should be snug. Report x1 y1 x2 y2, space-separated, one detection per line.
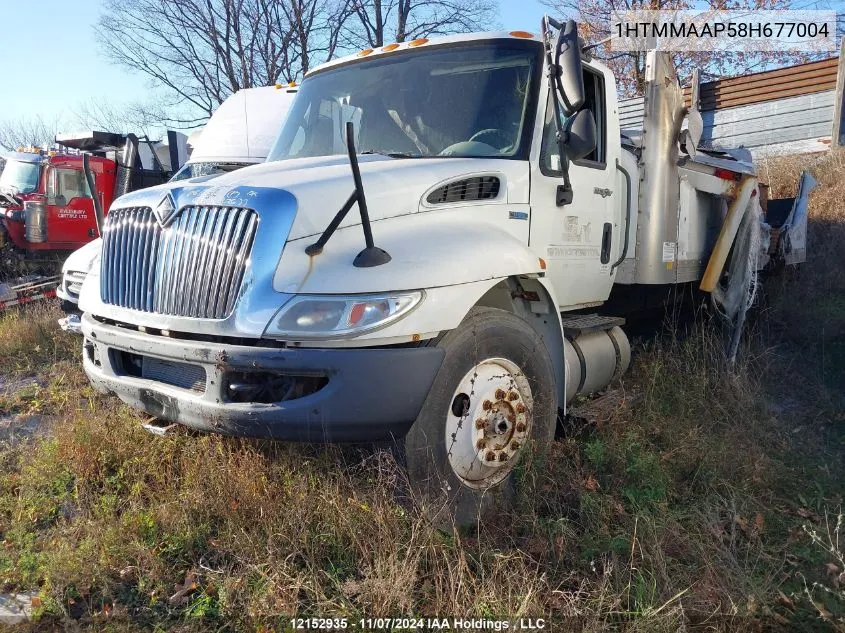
171 84 298 182
1 132 181 269
0 149 113 253
78 23 771 524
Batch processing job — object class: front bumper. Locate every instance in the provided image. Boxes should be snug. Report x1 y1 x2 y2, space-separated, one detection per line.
81 313 444 441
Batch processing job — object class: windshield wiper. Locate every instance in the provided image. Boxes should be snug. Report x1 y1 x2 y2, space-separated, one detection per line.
360 150 419 159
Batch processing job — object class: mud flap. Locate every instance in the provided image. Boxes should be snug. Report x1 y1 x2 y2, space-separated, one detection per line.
779 171 816 266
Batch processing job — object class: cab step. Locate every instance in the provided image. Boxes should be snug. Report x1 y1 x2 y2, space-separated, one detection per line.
559 313 625 338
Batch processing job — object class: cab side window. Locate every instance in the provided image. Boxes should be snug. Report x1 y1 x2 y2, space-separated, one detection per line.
540 67 607 173
47 168 91 204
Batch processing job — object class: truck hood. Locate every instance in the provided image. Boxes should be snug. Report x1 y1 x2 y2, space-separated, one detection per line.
62 238 102 275
85 153 532 335
117 154 527 242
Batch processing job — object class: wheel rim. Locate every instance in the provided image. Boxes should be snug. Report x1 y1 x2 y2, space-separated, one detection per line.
445 357 533 489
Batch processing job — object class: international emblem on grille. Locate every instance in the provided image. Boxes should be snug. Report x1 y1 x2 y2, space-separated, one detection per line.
100 205 258 319
154 192 178 227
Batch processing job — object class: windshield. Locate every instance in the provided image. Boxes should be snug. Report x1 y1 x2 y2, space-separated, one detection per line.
0 159 42 194
268 41 541 161
170 161 250 182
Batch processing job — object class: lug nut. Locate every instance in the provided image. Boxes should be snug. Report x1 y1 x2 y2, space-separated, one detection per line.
485 451 496 462
511 441 521 450
516 422 527 433
498 453 509 461
475 418 486 429
495 388 506 399
507 391 519 401
515 403 526 414
482 400 493 410
476 439 486 450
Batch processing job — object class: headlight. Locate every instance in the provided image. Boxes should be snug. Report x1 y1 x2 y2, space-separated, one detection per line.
266 291 423 339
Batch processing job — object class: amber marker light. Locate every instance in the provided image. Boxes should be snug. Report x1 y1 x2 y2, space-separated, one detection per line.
382 43 400 51
509 30 534 38
358 48 374 57
409 38 429 47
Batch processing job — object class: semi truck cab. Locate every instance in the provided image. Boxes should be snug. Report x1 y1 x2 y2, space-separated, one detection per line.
1 132 183 269
0 149 113 252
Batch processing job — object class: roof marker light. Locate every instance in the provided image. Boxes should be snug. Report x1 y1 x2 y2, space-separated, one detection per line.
274 83 282 89
509 30 534 38
382 43 400 51
409 38 429 47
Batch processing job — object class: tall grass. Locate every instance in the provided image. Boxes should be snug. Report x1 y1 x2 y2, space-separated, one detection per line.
0 303 78 377
0 151 842 630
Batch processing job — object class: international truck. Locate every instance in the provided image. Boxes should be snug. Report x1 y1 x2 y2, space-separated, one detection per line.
76 20 803 523
56 85 298 314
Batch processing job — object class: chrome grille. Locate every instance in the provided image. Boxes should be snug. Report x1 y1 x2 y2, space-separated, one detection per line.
101 205 258 318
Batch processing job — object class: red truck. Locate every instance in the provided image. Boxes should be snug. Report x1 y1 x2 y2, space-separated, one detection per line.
0 131 182 275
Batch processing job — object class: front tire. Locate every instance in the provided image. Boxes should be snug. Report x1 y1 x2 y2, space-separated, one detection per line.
403 306 558 527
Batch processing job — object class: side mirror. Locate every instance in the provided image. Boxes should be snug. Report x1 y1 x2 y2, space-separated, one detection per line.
563 109 596 161
554 19 585 115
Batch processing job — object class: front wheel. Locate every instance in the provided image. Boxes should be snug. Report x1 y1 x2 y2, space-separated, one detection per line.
403 306 558 527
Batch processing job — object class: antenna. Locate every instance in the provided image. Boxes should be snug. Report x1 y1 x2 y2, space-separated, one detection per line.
305 121 391 268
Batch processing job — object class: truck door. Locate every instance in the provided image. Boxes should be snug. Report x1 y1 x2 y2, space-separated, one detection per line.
46 164 96 248
529 68 619 309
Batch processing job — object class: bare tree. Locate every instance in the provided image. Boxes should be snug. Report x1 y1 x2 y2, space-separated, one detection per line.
346 0 499 48
543 0 820 96
97 0 351 121
0 115 65 152
71 98 185 136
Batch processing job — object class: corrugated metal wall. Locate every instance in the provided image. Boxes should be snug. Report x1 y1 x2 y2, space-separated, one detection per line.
686 57 838 110
618 56 840 156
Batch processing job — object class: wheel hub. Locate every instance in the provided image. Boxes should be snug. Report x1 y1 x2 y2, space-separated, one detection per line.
473 387 529 465
445 358 533 488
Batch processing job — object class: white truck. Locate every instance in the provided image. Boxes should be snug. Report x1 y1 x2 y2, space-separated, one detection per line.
57 85 298 316
77 20 798 522
170 84 299 181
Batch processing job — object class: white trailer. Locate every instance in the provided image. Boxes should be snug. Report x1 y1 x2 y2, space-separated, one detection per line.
76 21 801 523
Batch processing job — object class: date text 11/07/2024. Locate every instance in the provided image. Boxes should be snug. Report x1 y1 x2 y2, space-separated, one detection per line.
288 617 548 631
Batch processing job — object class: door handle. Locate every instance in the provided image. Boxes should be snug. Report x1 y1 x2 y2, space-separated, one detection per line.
600 222 612 264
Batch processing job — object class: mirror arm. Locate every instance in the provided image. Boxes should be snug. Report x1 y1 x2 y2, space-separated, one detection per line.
543 15 575 207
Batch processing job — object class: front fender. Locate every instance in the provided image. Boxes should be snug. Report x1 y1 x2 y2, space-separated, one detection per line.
273 209 541 294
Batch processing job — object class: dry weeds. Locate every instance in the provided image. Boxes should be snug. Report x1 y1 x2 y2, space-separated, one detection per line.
0 150 841 631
